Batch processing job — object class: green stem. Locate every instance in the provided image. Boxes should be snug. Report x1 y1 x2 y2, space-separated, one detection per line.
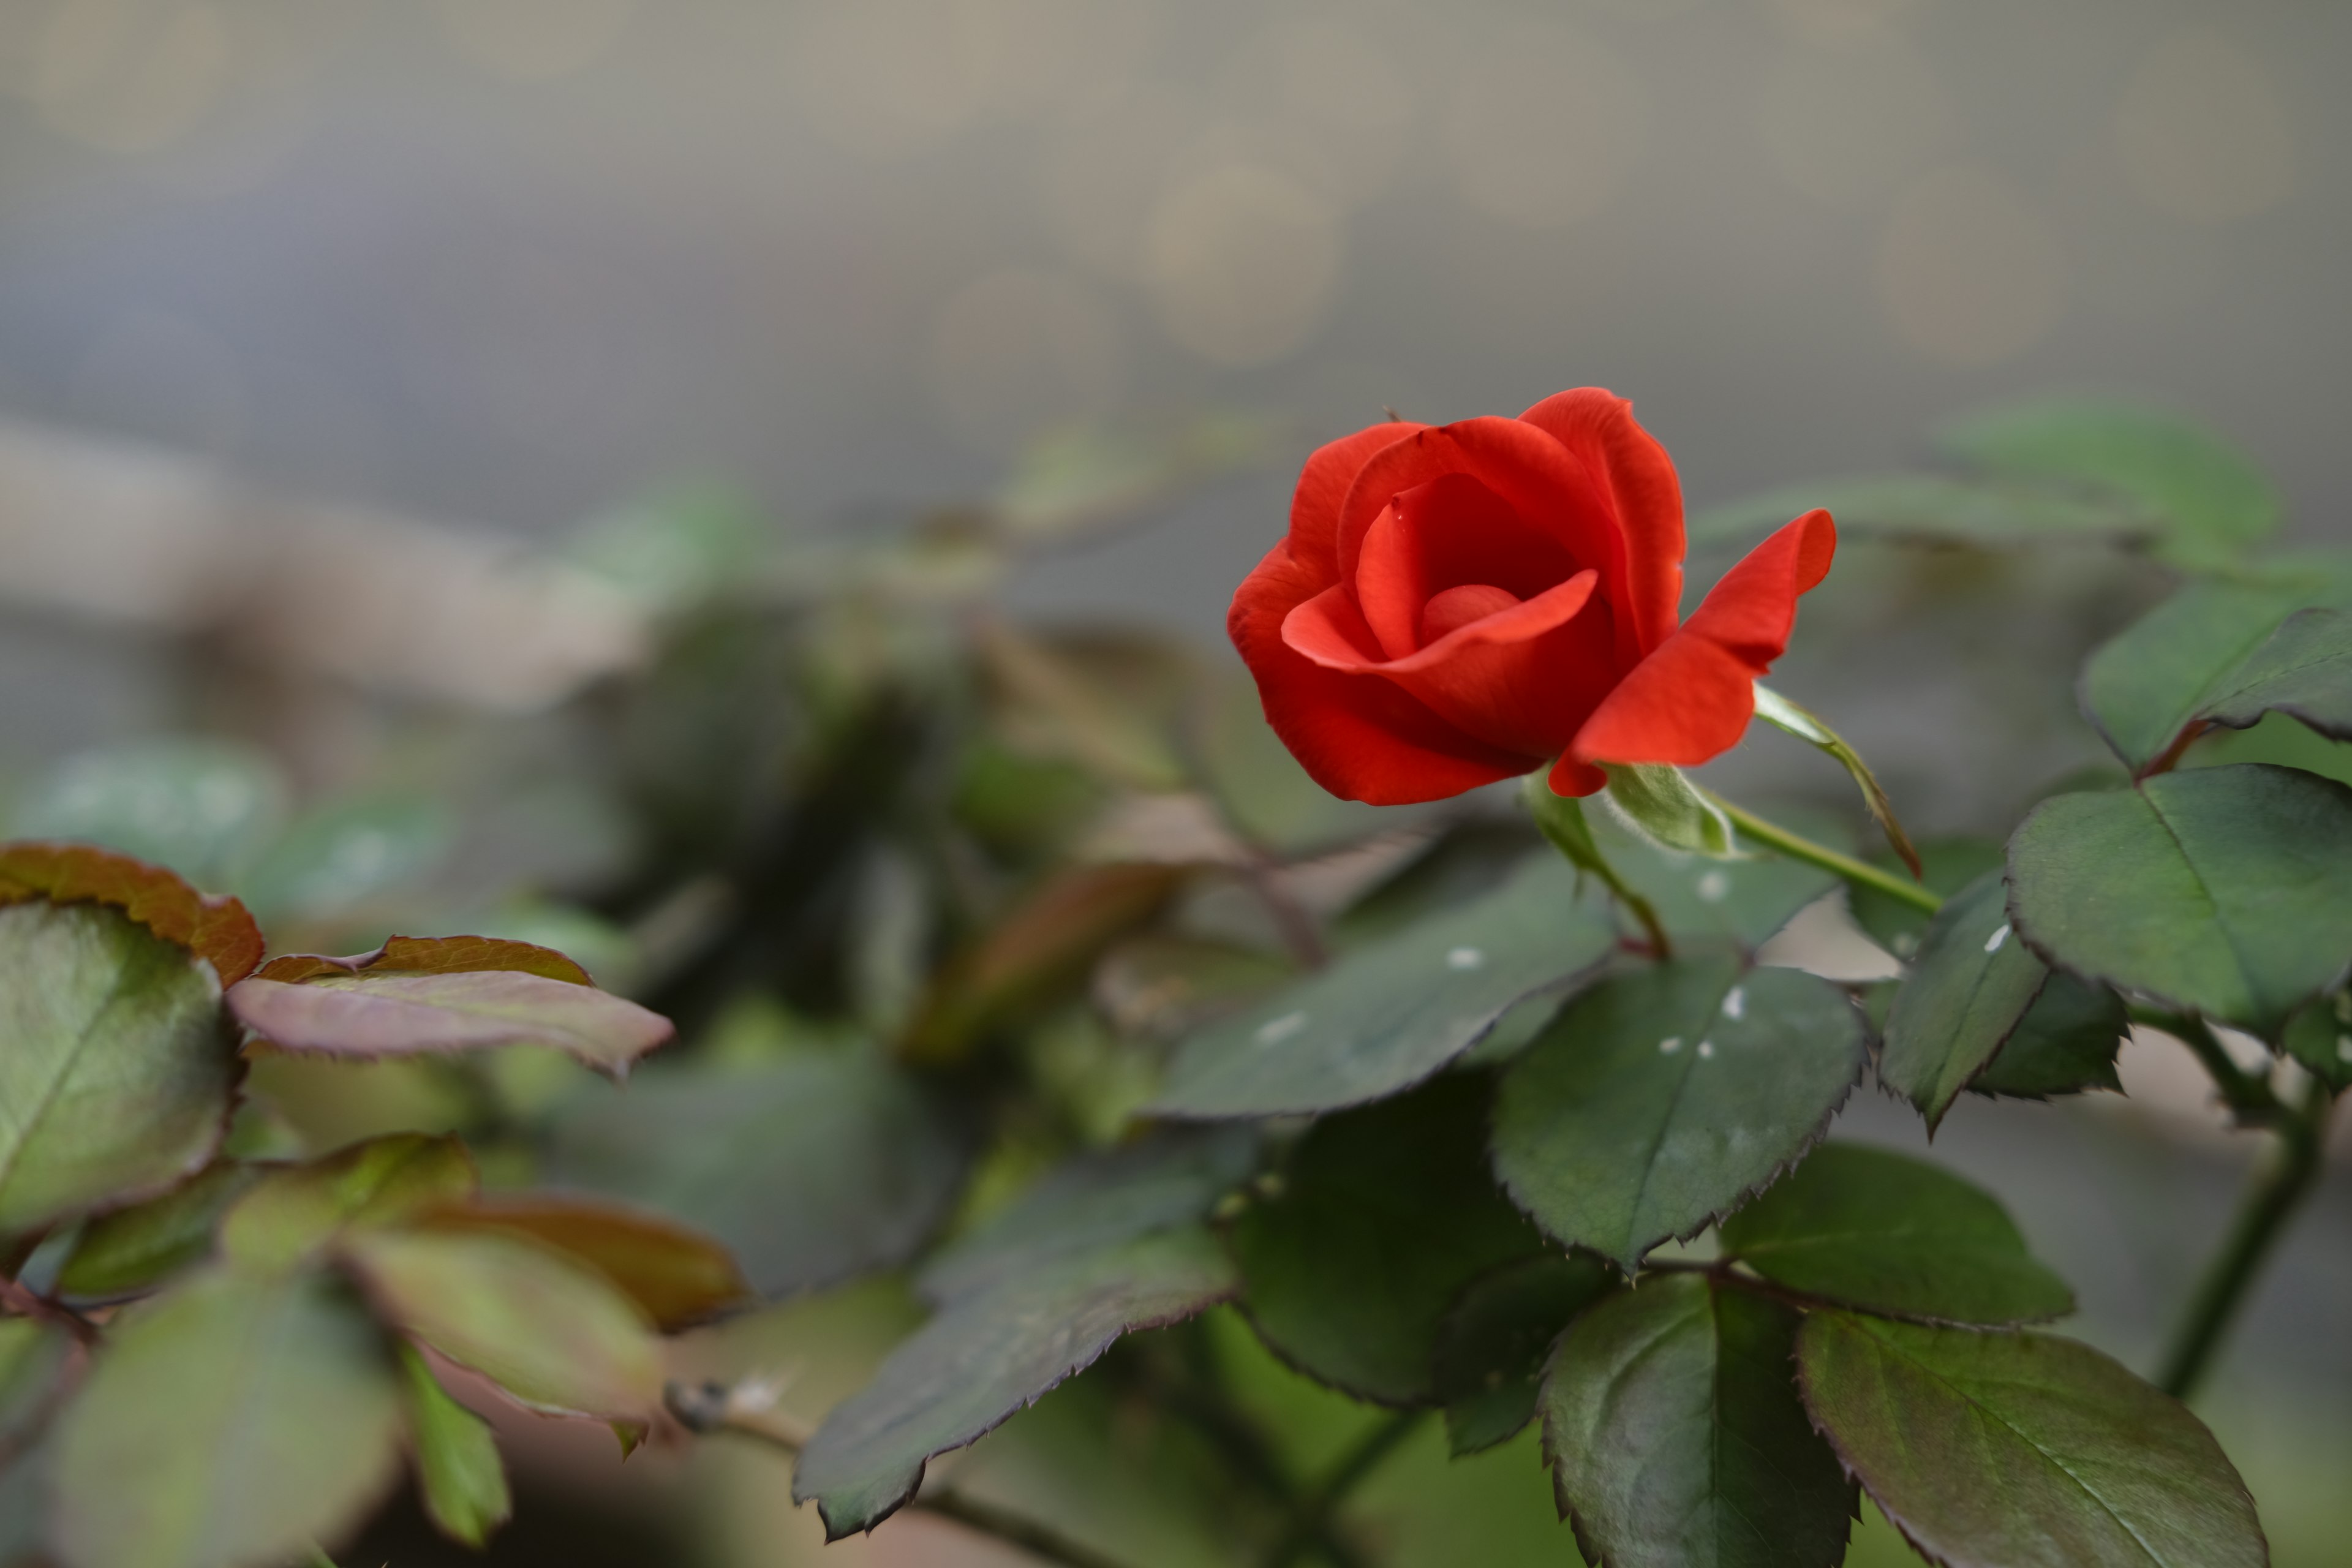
1702 792 1942 916
2128 1006 2283 1126
2156 1080 2337 1401
1259 1411 1422 1568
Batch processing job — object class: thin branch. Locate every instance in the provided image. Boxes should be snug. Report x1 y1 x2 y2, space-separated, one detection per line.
1703 792 1943 916
0 1273 97 1345
666 1381 1137 1568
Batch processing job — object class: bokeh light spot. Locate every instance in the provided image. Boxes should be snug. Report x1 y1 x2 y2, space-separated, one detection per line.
1876 164 2066 366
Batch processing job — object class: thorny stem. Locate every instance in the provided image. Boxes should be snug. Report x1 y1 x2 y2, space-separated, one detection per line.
1703 792 1943 916
2156 1079 2339 1401
0 1273 97 1345
665 1381 1135 1568
1258 1411 1423 1568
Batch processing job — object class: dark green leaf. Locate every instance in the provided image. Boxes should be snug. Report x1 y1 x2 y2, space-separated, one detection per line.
1798 1311 2266 1568
2079 576 2352 773
2196 607 2352 745
541 1050 970 1298
918 1126 1256 1305
1719 1144 2073 1324
1589 810 1840 949
1431 1253 1616 1457
1150 854 1617 1118
1541 1273 1854 1568
1879 872 2050 1128
1492 954 1867 1272
2280 989 2352 1091
1227 1075 1540 1405
9 739 286 890
1971 974 2127 1101
0 901 238 1232
2008 765 2352 1035
58 1159 260 1303
413 1196 750 1329
1937 398 2278 567
53 1267 404 1568
342 1226 662 1420
1689 473 2155 550
222 1134 480 1273
396 1342 511 1548
1847 839 2003 961
793 1225 1237 1539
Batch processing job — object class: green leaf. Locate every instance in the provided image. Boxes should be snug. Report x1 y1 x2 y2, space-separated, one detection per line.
0 840 264 984
1150 854 1617 1118
1752 684 1921 876
1491 954 1868 1272
1970 974 2127 1101
1797 1311 2266 1568
53 1267 404 1568
1600 764 1737 857
1431 1253 1617 1457
2280 989 2352 1091
1227 1074 1540 1405
2079 575 2352 772
396 1342 511 1548
0 1316 71 1451
792 1225 1237 1539
0 901 238 1232
1589 809 1839 949
229 937 674 1077
241 796 452 925
1880 872 2052 1128
9 739 287 889
342 1226 662 1420
1540 1273 1855 1568
415 1196 751 1329
918 1126 1256 1305
2195 606 2352 744
1719 1144 2073 1324
1937 398 2279 567
2008 765 2352 1035
221 1134 480 1273
540 1049 970 1298
58 1159 260 1303
1847 838 2004 961
1689 473 2155 550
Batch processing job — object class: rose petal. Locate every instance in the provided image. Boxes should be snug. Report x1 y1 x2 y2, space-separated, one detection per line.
1518 389 1686 657
1285 571 1599 677
1286 422 1426 583
1571 510 1836 767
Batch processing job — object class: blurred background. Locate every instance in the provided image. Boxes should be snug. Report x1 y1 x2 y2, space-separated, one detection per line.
0 1 2346 1564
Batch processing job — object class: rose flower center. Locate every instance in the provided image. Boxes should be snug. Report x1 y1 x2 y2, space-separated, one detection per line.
1420 582 1523 646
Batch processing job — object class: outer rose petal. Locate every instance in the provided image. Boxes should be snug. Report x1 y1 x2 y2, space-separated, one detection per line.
1570 509 1836 767
1286 421 1427 582
1229 541 1528 805
1518 389 1684 656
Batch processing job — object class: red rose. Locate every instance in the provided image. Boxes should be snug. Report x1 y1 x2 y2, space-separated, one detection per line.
1229 390 1834 804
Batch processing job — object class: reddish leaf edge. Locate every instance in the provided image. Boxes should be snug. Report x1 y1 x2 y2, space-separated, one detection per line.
256 933 594 987
0 839 265 986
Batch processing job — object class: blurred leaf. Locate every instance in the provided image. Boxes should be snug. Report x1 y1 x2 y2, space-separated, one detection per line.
1752 684 1921 876
413 1196 749 1329
241 797 453 926
1879 872 2052 1129
0 900 237 1233
0 840 262 984
1588 810 1838 949
980 622 1190 793
1092 934 1292 1042
0 1316 71 1452
9 739 287 889
1847 838 2003 960
1491 953 1866 1272
395 1341 511 1548
1719 1144 2073 1324
1937 398 2279 567
1798 1312 2265 1568
342 1227 662 1420
2192 605 2352 747
1229 1075 1540 1406
952 741 1107 861
53 1267 404 1568
1970 973 2127 1102
58 1159 260 1303
1194 674 1390 855
222 1134 479 1273
1600 765 1737 857
565 481 768 613
903 862 1188 1063
2082 575 2352 774
2281 989 2352 1091
230 937 674 1077
1541 1273 1854 1568
793 1225 1238 1539
992 412 1272 543
1689 473 2155 551
919 1126 1256 1306
2009 766 2352 1036
541 1050 969 1298
1431 1253 1616 1457
1152 854 1616 1119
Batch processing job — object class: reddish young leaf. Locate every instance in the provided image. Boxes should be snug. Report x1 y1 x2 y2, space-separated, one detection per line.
411 1195 750 1329
0 840 264 984
254 933 593 987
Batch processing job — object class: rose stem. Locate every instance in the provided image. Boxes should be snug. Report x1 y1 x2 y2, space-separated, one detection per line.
1701 791 1942 916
